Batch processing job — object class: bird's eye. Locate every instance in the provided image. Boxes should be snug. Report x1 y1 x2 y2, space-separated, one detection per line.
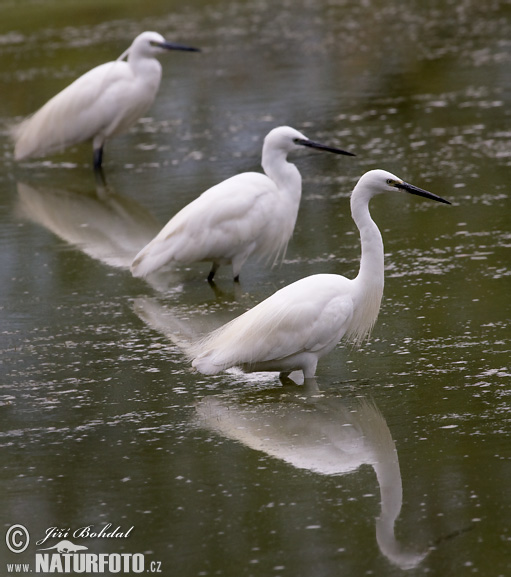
386 179 394 185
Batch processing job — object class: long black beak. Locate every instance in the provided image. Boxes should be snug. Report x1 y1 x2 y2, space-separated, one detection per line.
293 138 355 157
395 181 451 205
153 41 200 52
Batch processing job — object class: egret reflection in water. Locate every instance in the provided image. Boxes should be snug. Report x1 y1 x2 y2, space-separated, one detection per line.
196 390 427 570
16 181 161 269
132 295 245 355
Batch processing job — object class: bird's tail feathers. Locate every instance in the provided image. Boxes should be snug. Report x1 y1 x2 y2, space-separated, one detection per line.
12 96 78 161
131 244 175 278
12 117 37 161
188 297 296 375
191 355 224 375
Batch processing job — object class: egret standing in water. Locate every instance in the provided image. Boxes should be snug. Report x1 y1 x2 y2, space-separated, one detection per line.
13 31 199 170
131 126 354 281
190 169 450 382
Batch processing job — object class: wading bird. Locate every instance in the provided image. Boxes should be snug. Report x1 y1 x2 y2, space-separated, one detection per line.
190 169 450 382
13 31 199 170
131 126 354 281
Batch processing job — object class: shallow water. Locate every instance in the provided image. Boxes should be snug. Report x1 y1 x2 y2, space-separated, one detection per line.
0 0 510 576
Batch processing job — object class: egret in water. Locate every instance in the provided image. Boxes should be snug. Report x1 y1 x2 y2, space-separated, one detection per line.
190 169 450 382
131 126 354 281
12 31 199 170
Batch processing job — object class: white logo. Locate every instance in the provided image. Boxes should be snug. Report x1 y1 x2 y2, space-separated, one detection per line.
38 539 88 553
4 524 163 574
6 525 30 553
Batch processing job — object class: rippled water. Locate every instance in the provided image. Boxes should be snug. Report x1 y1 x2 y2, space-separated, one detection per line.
0 0 510 576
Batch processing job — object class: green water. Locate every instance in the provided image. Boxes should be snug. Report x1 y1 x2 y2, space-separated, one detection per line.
0 1 510 576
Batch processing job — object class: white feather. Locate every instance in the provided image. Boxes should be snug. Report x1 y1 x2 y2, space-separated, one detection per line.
131 125 352 281
189 169 449 380
12 31 196 165
131 171 291 277
190 274 356 377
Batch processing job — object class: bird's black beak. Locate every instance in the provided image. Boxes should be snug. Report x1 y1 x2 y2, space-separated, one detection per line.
153 41 200 52
395 181 451 205
293 138 356 157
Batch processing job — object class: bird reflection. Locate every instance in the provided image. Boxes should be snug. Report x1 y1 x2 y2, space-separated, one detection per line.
132 296 243 350
196 389 427 570
16 180 161 269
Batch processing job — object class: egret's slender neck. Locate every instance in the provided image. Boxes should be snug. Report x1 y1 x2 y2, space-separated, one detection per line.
261 148 302 202
351 187 384 287
347 185 385 345
127 49 162 83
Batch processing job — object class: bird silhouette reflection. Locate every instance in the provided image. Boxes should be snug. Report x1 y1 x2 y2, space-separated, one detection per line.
196 389 427 570
16 180 161 269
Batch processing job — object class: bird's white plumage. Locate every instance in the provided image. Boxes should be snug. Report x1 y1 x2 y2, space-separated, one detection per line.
14 61 154 160
131 171 290 278
13 31 195 165
131 126 350 280
191 274 354 378
190 169 450 380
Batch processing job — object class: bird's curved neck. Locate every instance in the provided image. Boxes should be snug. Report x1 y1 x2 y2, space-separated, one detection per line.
347 186 385 345
352 188 384 284
127 50 162 82
261 149 302 201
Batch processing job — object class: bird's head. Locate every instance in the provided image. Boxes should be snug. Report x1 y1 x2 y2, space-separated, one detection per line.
263 126 355 157
122 31 200 60
355 169 451 205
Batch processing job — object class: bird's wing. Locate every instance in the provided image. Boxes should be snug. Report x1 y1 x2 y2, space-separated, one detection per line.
192 274 354 372
165 172 276 255
131 172 277 275
13 61 139 159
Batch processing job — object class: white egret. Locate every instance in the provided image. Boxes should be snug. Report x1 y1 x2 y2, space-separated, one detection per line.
12 31 199 169
190 169 450 381
130 126 354 281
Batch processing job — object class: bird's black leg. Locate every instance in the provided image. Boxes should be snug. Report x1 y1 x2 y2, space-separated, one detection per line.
207 263 219 283
94 164 107 190
279 372 294 385
93 146 104 171
280 371 311 388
